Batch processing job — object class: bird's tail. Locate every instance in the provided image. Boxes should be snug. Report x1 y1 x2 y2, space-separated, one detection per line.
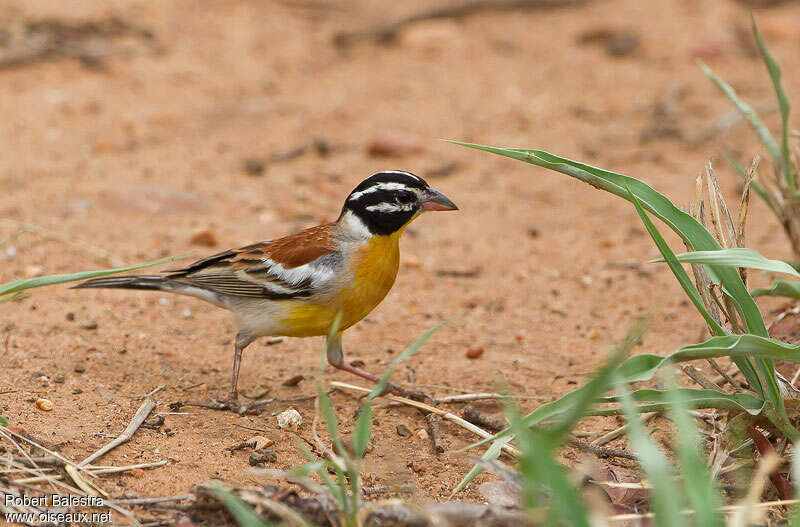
72 274 227 308
72 275 169 291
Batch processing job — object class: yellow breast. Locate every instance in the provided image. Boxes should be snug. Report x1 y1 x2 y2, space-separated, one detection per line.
279 232 401 337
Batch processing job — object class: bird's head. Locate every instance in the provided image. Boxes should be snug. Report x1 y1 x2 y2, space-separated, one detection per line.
339 171 458 236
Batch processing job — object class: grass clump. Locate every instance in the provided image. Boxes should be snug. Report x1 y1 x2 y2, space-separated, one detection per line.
702 17 800 300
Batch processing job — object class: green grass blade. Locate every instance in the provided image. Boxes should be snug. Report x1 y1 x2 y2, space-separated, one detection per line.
317 312 349 461
752 277 800 299
0 254 190 297
660 248 800 278
615 378 685 527
464 332 799 452
449 142 796 439
210 484 270 527
598 387 763 414
0 292 30 304
627 187 727 335
752 15 794 188
352 323 443 459
700 62 782 170
451 435 509 496
549 316 648 441
453 320 647 494
0 228 27 249
662 372 724 527
508 404 591 526
791 446 800 525
448 142 765 335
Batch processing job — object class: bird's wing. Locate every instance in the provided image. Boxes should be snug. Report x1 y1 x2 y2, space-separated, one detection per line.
166 223 341 300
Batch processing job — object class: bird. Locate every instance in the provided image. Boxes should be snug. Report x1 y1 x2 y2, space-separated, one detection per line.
74 171 458 412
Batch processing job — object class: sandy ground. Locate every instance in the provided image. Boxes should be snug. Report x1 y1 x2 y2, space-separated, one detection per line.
2 0 800 520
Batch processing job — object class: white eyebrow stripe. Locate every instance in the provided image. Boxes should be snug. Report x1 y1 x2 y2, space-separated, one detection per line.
348 182 410 200
365 202 414 213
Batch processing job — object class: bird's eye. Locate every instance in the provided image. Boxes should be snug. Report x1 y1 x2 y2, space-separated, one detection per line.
395 191 415 205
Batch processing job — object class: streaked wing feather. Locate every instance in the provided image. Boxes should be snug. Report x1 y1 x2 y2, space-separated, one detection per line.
165 223 339 300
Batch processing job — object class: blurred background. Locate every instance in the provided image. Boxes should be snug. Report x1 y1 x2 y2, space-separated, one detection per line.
2 0 799 500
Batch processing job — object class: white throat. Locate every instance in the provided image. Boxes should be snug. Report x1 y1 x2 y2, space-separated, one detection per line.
337 210 373 240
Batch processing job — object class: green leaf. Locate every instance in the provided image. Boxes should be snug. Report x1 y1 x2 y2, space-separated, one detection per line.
700 62 783 172
452 319 647 494
451 435 509 496
352 323 443 459
449 142 796 439
0 228 27 249
210 484 270 527
464 333 795 452
752 277 800 299
627 187 726 335
0 254 190 297
752 15 794 188
615 379 686 527
660 248 800 278
597 388 764 415
508 403 591 525
661 372 724 527
0 415 8 426
448 142 766 335
0 292 30 304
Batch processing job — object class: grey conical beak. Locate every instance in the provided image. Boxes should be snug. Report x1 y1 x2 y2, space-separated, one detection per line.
421 188 458 211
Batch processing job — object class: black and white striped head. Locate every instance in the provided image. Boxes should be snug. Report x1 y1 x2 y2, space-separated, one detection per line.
340 171 458 236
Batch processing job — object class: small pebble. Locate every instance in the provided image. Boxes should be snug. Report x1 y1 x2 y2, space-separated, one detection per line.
65 312 75 321
416 429 429 441
282 374 304 387
367 131 425 158
35 398 53 411
396 424 412 437
277 408 302 430
189 229 218 247
80 321 98 330
466 347 484 359
244 158 266 176
74 364 86 373
54 375 65 384
249 449 277 467
72 388 83 394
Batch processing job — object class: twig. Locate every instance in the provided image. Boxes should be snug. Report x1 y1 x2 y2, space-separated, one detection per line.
569 438 639 461
462 405 508 432
362 484 417 496
140 385 165 399
331 381 520 457
425 413 445 454
232 423 268 433
435 392 545 404
333 0 594 47
107 494 193 506
89 460 167 474
78 398 156 466
706 358 741 392
591 412 658 447
680 364 723 391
